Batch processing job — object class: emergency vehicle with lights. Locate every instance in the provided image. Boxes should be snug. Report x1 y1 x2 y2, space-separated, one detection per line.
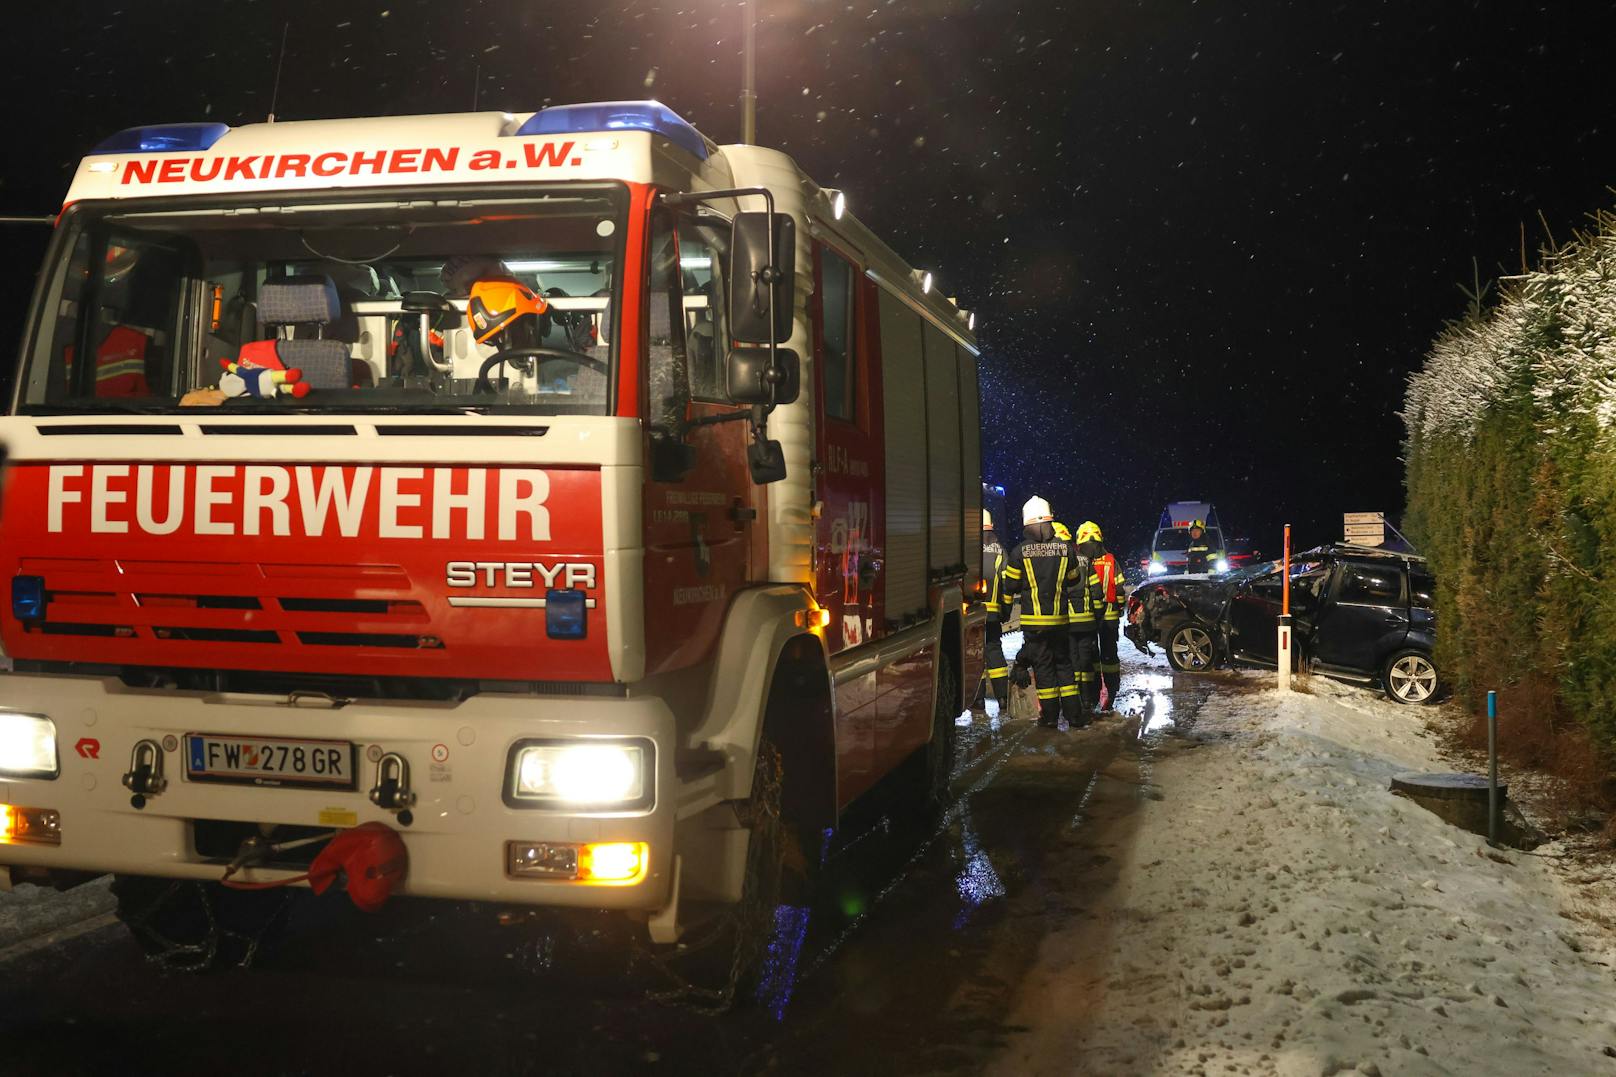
0 102 986 965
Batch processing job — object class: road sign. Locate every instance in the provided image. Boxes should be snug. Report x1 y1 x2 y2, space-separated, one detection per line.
1344 511 1386 546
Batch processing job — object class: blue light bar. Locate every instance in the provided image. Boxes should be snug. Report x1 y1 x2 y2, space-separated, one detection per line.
514 102 708 161
91 122 230 155
545 589 588 639
12 575 45 621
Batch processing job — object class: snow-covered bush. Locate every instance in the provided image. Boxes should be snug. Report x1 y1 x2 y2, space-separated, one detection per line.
1404 208 1616 755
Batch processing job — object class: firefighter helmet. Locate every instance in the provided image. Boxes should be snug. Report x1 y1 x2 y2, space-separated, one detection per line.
1053 521 1072 542
1022 495 1053 525
982 508 994 531
1190 519 1205 530
467 278 550 346
1076 520 1103 544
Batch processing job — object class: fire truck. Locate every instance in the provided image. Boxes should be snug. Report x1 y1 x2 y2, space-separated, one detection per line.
0 102 985 970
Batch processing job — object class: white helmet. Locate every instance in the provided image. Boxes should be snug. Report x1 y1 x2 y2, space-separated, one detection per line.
981 508 994 530
1022 495 1053 526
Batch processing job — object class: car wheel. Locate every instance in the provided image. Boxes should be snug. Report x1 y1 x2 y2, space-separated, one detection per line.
1383 650 1439 705
1165 623 1217 673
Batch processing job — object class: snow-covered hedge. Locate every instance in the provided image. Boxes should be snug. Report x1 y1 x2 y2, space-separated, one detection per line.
1403 209 1616 750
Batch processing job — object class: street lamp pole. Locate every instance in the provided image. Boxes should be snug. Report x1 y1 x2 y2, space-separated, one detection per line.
740 0 758 144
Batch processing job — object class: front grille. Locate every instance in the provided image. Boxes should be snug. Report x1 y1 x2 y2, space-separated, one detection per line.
19 557 441 652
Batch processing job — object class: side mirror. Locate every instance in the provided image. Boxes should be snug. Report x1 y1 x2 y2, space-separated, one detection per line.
726 347 800 406
729 212 795 345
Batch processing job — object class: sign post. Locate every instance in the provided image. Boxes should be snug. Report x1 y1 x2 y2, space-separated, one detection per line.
1277 523 1292 693
1343 511 1385 547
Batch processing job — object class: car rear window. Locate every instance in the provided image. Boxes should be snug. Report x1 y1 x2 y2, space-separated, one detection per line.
1410 570 1436 610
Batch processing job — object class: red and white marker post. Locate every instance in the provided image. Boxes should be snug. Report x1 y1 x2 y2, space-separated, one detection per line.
1276 523 1292 692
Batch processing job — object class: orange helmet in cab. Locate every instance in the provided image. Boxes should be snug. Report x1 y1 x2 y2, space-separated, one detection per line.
467 278 549 346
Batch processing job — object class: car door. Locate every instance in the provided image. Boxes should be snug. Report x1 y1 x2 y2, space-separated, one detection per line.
1225 568 1284 662
1311 559 1409 672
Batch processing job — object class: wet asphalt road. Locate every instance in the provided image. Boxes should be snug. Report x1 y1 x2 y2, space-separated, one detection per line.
0 647 1221 1077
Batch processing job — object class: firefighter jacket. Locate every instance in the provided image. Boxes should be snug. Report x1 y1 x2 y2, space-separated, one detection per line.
1094 551 1124 621
1066 556 1104 627
982 538 1006 619
1002 536 1085 628
1185 534 1222 573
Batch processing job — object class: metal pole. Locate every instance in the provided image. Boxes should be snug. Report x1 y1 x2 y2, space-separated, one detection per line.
740 0 758 145
1487 690 1499 845
1276 523 1292 692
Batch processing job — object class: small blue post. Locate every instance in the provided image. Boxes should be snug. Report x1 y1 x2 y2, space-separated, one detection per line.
1487 690 1499 845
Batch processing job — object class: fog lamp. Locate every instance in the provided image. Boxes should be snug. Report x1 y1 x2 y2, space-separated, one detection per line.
506 740 651 810
0 712 58 779
1 804 61 845
505 840 649 884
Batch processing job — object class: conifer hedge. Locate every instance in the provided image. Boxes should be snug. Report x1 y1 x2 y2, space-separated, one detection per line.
1403 211 1616 750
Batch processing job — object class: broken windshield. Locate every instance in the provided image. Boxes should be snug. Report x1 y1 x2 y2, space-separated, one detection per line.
15 186 626 415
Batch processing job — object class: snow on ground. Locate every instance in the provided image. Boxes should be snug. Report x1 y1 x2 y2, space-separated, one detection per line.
991 646 1616 1076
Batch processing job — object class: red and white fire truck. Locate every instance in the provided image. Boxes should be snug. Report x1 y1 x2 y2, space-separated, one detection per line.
0 102 985 963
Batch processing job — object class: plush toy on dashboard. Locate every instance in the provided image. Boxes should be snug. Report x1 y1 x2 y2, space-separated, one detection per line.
219 341 310 399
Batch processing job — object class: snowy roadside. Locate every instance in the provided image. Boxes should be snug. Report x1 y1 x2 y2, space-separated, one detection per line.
990 655 1616 1076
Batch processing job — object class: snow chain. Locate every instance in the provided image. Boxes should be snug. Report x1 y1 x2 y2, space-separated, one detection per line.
633 740 788 1014
119 879 294 973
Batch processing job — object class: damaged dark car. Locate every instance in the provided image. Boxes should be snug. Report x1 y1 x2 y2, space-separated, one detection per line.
1123 545 1440 704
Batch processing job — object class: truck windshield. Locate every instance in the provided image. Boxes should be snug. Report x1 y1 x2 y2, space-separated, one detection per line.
16 187 626 415
1155 527 1222 551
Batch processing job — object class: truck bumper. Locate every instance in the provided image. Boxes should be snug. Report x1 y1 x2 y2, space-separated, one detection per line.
0 674 677 912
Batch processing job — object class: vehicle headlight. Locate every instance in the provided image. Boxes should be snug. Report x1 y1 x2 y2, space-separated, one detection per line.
505 740 653 810
0 712 58 780
1147 562 1168 576
1215 558 1231 573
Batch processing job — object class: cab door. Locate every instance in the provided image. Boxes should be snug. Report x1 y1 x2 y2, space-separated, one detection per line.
813 241 884 804
641 204 757 674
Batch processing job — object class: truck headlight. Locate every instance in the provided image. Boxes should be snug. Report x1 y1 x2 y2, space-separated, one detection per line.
0 712 58 780
1147 562 1168 577
504 740 653 811
1215 558 1231 574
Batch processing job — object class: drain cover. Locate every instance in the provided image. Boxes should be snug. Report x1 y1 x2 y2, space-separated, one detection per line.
1390 772 1506 801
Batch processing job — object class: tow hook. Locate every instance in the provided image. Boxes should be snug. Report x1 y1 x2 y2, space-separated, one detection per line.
122 739 167 808
368 752 416 825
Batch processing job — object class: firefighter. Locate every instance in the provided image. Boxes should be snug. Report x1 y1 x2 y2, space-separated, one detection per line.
1185 520 1220 574
977 509 1011 717
1055 520 1104 714
1077 521 1123 711
1002 497 1081 729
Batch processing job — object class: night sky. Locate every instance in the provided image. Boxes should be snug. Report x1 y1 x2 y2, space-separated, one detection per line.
4 1 1614 558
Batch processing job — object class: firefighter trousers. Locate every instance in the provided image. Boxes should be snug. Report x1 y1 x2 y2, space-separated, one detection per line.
1021 627 1077 724
1098 620 1121 709
980 619 1010 710
1070 625 1100 710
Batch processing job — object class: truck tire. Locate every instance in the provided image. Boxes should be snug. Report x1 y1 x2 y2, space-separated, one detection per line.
1165 622 1218 673
110 874 293 972
646 731 816 1011
1383 649 1440 705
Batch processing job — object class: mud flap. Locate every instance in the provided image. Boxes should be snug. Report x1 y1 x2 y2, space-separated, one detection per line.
647 855 684 944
